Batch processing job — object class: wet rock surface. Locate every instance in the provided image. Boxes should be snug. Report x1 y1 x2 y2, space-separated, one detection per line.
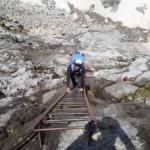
0 0 150 150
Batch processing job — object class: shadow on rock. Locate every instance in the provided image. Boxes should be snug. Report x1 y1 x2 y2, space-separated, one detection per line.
67 117 136 150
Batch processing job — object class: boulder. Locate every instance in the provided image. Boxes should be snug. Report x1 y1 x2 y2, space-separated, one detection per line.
42 90 57 104
103 81 138 100
43 78 64 90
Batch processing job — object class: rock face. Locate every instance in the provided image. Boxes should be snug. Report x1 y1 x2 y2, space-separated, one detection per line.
0 0 150 97
103 81 138 100
0 0 150 149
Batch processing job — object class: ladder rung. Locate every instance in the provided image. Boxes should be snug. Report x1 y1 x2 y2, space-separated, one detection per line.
50 112 88 116
34 126 84 131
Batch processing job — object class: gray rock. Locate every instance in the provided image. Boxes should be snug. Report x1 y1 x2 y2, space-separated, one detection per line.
135 71 150 86
42 90 57 104
0 109 16 127
4 22 13 28
145 98 150 106
0 97 14 107
135 71 150 84
103 81 138 100
25 86 40 97
122 58 149 79
147 61 150 69
15 34 25 43
101 0 121 12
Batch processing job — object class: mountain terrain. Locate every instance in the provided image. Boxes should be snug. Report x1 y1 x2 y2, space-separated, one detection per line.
0 0 150 150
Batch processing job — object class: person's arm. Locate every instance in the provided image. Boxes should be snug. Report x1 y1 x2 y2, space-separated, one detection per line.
67 65 72 93
67 65 71 87
80 66 85 88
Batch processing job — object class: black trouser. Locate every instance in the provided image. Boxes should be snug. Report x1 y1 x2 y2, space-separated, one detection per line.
70 73 81 88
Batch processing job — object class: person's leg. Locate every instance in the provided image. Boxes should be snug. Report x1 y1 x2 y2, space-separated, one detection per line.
77 76 81 88
77 76 84 92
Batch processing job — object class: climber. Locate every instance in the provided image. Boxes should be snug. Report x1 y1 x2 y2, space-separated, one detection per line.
67 58 85 93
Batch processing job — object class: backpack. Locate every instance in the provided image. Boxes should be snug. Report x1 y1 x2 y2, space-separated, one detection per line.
69 52 85 65
69 52 85 73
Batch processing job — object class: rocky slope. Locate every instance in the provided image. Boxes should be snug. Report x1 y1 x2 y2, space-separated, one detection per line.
0 0 150 150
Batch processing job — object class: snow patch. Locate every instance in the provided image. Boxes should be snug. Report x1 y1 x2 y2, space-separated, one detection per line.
54 0 150 29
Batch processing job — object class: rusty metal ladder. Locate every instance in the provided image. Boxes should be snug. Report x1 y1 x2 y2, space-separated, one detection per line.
9 88 96 150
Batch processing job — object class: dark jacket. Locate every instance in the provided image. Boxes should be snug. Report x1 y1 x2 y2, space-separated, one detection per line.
67 64 85 88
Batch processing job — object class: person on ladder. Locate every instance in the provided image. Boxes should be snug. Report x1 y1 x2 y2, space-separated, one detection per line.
66 51 85 93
